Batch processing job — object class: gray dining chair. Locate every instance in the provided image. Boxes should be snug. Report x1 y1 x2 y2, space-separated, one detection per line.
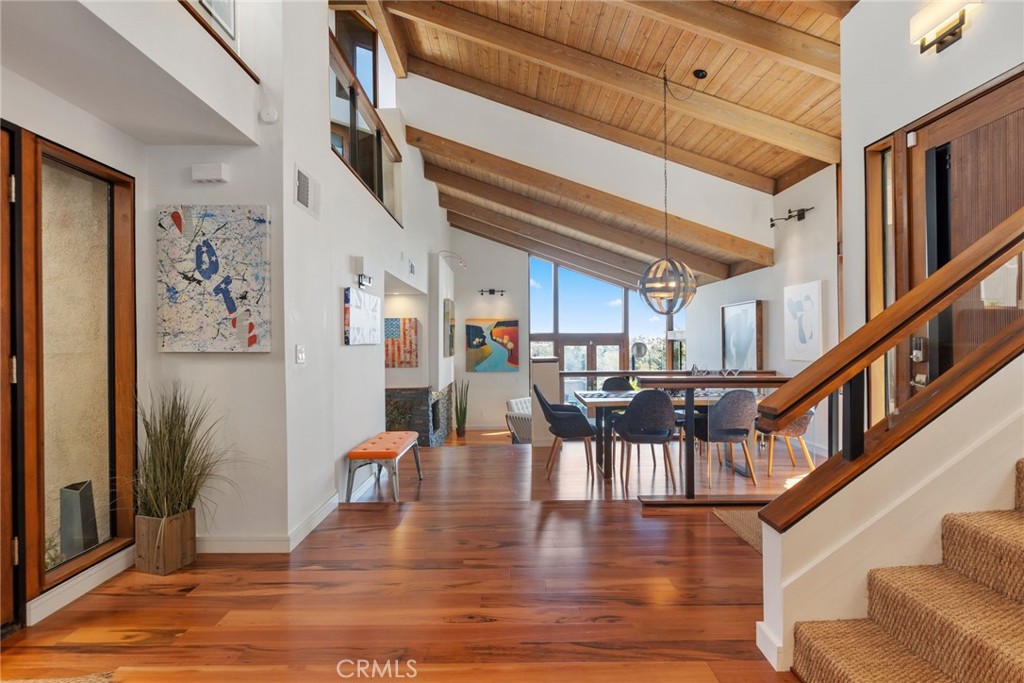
613 389 677 491
692 390 758 487
533 384 596 478
756 408 816 476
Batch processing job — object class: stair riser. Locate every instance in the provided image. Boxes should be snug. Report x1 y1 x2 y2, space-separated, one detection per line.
943 516 1024 604
868 572 1024 683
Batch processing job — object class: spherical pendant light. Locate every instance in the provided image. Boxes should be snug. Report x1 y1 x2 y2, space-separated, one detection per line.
640 72 698 316
638 257 697 315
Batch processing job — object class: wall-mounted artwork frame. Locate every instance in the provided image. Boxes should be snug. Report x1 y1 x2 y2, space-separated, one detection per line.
344 287 381 345
784 280 824 361
721 300 763 370
466 318 519 372
157 205 270 352
443 298 455 357
384 317 418 368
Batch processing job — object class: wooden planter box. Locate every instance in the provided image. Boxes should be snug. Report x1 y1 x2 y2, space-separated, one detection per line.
135 508 196 575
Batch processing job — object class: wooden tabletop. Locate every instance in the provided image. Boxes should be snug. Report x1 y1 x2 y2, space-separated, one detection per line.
573 390 735 409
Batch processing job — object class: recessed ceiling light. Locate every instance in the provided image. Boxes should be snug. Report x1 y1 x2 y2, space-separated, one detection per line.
693 69 708 80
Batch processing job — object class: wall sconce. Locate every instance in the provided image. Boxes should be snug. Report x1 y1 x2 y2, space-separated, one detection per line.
910 2 977 54
479 289 506 296
439 250 467 269
769 207 814 229
357 273 372 289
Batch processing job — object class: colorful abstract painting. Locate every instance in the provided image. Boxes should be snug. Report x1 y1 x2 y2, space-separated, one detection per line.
384 317 418 368
443 298 455 357
344 287 381 345
157 205 270 352
465 318 519 372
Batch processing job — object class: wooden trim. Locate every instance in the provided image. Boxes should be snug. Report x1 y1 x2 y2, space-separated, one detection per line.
425 164 731 280
799 1 858 19
760 314 1024 533
905 64 1024 134
913 76 1024 152
774 159 831 195
178 1 260 84
388 2 841 163
42 537 133 591
1 128 13 625
329 31 402 162
618 0 841 83
328 2 368 10
449 217 638 290
407 127 774 269
407 58 776 194
757 205 1024 431
442 198 649 275
366 0 408 78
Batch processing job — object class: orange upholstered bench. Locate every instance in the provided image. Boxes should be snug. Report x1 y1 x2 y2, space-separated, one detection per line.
345 431 422 502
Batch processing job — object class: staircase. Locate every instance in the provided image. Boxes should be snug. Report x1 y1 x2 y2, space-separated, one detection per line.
793 460 1024 683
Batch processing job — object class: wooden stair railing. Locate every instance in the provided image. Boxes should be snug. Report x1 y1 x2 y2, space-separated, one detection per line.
759 205 1024 532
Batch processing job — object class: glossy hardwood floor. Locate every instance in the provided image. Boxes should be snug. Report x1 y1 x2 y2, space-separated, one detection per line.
1 433 801 682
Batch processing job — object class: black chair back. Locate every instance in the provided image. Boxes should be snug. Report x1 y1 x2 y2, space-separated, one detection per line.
601 376 632 391
709 390 757 443
533 384 560 423
617 389 675 436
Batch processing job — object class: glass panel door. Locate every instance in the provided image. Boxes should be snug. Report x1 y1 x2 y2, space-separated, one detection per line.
561 344 588 405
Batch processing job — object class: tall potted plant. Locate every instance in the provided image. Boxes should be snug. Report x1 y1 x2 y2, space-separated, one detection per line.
453 380 469 438
135 382 233 575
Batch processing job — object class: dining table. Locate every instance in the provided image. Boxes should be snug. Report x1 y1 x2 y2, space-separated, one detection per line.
575 374 792 499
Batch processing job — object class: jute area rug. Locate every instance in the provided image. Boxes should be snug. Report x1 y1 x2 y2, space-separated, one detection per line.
713 507 763 554
3 674 113 683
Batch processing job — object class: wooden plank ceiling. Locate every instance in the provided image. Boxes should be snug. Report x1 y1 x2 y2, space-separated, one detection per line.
379 1 851 286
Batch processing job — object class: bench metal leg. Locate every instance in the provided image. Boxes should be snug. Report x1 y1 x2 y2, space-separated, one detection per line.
345 462 357 503
386 460 400 501
412 443 423 480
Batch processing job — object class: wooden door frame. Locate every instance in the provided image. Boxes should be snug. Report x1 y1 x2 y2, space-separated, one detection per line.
1 125 18 629
16 131 137 600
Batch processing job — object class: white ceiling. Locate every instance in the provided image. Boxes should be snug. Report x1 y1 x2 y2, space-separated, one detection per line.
384 271 426 297
1 1 254 145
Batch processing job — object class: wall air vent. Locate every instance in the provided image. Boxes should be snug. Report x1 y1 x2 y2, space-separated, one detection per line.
294 164 321 220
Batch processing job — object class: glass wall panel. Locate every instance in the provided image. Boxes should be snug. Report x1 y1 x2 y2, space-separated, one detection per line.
40 158 112 569
557 267 623 334
529 257 553 334
628 289 666 370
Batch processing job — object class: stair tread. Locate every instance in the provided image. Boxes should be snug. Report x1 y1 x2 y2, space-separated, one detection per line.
869 564 1024 682
945 510 1024 545
794 619 955 683
943 510 1024 604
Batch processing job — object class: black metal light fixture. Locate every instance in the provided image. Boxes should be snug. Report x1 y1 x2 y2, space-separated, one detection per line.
769 207 815 229
638 73 697 316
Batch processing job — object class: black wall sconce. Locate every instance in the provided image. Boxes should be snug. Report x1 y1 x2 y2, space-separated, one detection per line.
357 273 372 289
911 3 972 54
769 207 815 229
479 289 506 296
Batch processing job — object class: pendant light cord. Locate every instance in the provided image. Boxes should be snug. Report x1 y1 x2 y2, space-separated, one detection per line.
663 72 669 260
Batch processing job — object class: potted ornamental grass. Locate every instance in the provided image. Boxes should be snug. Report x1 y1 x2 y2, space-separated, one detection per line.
134 382 234 575
453 380 469 438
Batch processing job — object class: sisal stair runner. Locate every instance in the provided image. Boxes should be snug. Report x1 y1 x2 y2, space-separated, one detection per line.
793 459 1024 683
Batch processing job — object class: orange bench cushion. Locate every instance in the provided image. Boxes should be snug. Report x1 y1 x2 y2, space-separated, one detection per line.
348 431 419 459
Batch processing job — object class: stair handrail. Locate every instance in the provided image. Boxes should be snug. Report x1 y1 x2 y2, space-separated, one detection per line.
758 205 1024 532
758 205 1024 432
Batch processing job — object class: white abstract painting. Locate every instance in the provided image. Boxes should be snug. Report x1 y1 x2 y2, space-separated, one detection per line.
784 280 823 361
157 205 270 352
344 287 381 345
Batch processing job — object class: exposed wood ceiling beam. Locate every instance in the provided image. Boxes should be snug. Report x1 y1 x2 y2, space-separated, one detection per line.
366 0 408 78
409 57 775 194
328 1 367 10
441 195 650 275
387 1 840 162
448 214 639 290
774 158 832 194
407 127 774 268
800 1 858 19
618 1 840 83
426 163 731 280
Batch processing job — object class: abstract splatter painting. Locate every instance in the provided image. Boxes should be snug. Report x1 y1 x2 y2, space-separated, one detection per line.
344 287 381 345
466 318 518 372
384 317 418 368
157 205 270 352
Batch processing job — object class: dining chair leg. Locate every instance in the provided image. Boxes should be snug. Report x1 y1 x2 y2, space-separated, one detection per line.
650 444 657 470
799 436 815 470
662 443 677 491
623 442 632 488
545 437 562 477
583 437 594 473
741 441 758 487
784 437 797 466
707 440 713 488
725 443 731 466
768 435 776 476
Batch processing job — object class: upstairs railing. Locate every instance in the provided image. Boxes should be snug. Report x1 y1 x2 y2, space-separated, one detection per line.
758 205 1024 532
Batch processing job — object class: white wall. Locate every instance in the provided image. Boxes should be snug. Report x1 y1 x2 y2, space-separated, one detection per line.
758 356 1024 670
451 230 530 428
384 294 430 388
840 0 1024 332
686 167 840 451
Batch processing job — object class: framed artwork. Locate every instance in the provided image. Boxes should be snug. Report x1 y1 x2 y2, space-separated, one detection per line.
784 281 824 361
384 317 418 368
157 205 270 352
466 318 519 372
199 0 235 39
443 298 455 357
721 300 763 370
344 287 381 345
